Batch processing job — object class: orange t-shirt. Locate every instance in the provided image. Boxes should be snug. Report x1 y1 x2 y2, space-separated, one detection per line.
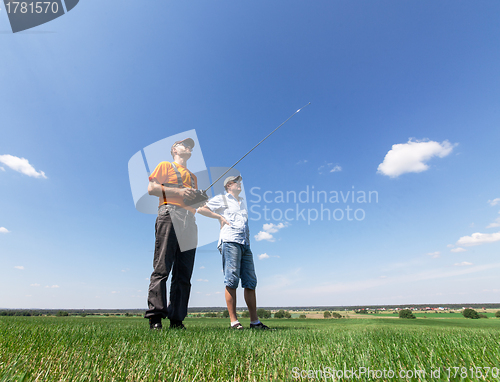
149 161 198 212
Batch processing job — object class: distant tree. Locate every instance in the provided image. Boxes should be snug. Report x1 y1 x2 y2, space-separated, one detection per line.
299 315 306 319
495 311 500 318
274 310 286 318
80 313 87 317
223 310 230 318
462 308 479 319
204 312 217 318
399 309 416 319
355 309 368 314
478 314 488 319
256 308 271 319
56 311 69 317
13 311 31 316
240 310 250 318
284 311 292 319
331 312 342 319
324 311 331 319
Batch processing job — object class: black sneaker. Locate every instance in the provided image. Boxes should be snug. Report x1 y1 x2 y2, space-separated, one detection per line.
169 320 186 329
230 322 244 330
250 322 270 330
149 316 162 330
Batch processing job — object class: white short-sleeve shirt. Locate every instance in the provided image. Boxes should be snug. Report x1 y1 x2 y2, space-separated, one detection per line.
205 193 250 248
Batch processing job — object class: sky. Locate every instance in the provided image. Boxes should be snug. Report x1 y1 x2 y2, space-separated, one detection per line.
1 1 499 309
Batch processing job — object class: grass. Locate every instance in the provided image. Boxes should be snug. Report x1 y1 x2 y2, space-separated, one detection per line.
1 316 499 381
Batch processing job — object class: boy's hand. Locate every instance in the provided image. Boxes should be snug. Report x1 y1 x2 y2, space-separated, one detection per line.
218 216 230 229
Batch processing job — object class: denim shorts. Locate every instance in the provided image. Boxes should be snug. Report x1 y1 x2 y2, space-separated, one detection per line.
220 242 257 289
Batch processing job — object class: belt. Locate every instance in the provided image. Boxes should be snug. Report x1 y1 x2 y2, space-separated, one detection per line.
159 204 195 218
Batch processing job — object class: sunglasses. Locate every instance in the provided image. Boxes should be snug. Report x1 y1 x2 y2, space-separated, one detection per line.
175 142 193 149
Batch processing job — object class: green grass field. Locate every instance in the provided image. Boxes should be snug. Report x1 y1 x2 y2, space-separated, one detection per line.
1 316 499 381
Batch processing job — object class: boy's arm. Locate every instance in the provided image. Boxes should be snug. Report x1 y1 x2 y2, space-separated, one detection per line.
148 180 196 200
197 205 230 229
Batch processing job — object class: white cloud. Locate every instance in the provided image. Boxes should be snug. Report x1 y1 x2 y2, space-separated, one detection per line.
454 261 473 266
0 227 10 234
450 247 466 253
254 231 275 242
14 265 24 270
255 222 289 241
486 217 500 229
330 165 342 173
447 244 454 248
0 154 47 179
488 198 500 206
199 266 205 269
318 163 342 175
427 251 440 258
258 253 270 260
0 167 5 171
274 263 500 300
262 222 288 233
45 285 59 288
30 283 40 287
377 139 456 178
296 160 308 165
457 231 500 246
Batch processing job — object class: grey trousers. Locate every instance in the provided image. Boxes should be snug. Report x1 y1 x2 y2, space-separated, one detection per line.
145 205 197 321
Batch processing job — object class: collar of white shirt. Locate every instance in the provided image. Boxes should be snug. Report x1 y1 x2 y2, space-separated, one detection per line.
225 192 244 202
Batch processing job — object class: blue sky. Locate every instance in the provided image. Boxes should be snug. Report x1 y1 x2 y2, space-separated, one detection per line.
1 1 499 309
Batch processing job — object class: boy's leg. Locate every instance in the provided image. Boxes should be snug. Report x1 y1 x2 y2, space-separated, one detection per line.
240 245 258 321
168 246 196 323
145 208 177 320
225 286 238 322
244 288 258 322
221 242 242 324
